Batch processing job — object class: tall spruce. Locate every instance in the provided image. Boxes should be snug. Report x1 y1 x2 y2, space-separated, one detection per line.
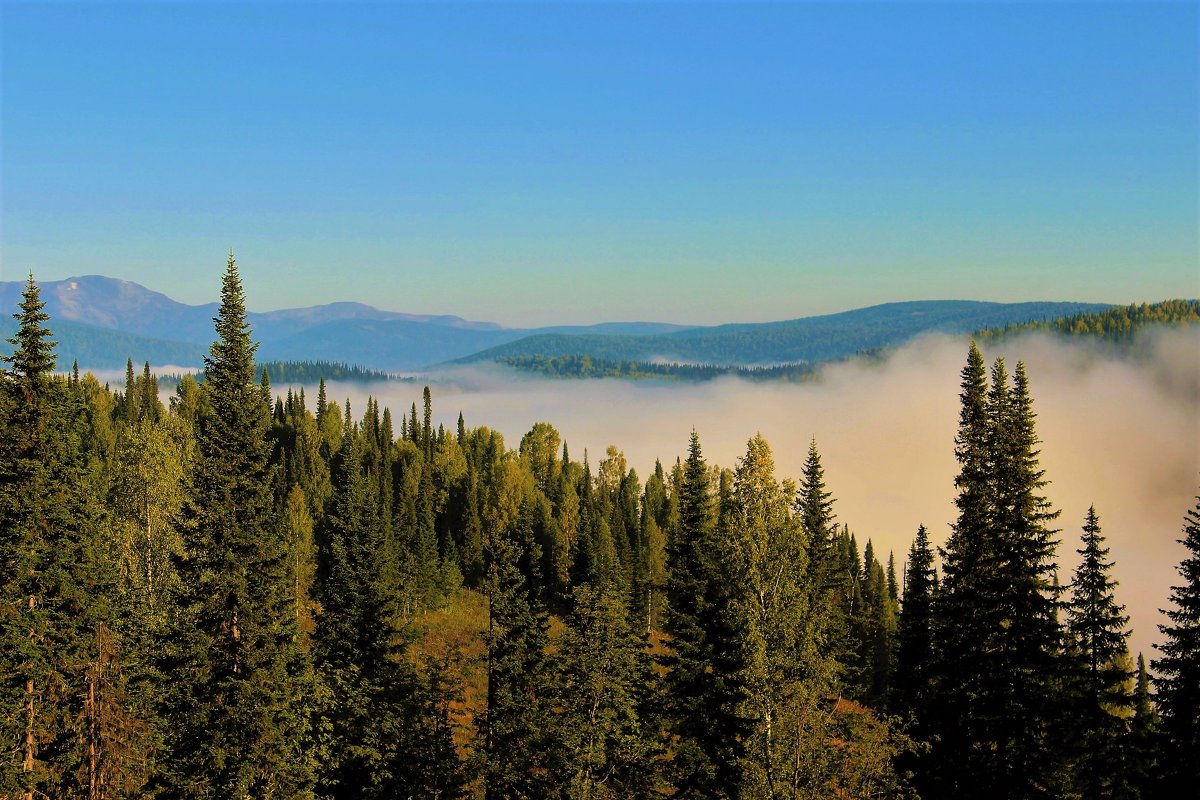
0 277 139 798
481 523 553 799
1127 653 1159 797
1065 506 1133 800
1152 491 1200 790
893 525 937 721
158 253 314 798
931 345 1067 800
660 430 749 798
314 423 418 797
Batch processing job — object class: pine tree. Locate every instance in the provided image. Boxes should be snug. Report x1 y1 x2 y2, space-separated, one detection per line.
158 253 314 798
1065 506 1133 800
1152 491 1200 790
796 438 837 592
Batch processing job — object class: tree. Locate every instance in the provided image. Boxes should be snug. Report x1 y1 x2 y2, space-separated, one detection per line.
0 276 144 799
930 347 1068 800
1127 653 1159 797
1152 491 1200 790
158 253 315 798
314 424 416 798
660 430 749 798
551 584 660 799
1065 506 1133 800
893 525 936 722
481 524 553 799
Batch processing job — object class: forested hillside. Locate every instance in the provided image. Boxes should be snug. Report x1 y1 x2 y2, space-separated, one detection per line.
0 277 1114 373
2 264 1196 798
456 300 1110 368
976 299 1200 344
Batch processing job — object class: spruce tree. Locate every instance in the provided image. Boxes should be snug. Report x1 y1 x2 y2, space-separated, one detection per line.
1065 506 1133 800
1 276 139 798
481 523 553 799
158 253 314 798
931 346 1068 800
1127 653 1159 797
551 584 660 799
893 525 937 720
314 424 417 798
1152 491 1200 790
660 430 748 798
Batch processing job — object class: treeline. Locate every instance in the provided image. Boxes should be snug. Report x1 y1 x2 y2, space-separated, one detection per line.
153 358 398 389
2 260 1198 799
976 299 1200 345
499 354 821 382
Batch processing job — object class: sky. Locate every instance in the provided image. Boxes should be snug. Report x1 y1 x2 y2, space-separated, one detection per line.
2 1 1197 327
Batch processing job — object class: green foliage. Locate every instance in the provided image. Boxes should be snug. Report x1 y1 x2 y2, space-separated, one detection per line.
976 299 1199 345
158 254 316 798
1065 506 1134 800
930 345 1069 800
660 430 751 798
1152 491 1200 790
4 265 1190 799
550 585 661 799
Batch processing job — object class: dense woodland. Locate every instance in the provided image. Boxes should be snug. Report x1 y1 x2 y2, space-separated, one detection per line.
975 299 1200 346
1 259 1198 799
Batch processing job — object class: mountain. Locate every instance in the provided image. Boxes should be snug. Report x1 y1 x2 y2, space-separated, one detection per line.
0 276 1115 374
0 315 209 372
453 300 1114 367
0 275 687 371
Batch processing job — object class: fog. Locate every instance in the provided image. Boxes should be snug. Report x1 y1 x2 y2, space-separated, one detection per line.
286 330 1200 663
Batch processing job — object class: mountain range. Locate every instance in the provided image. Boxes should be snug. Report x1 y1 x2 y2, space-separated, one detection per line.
0 275 1111 373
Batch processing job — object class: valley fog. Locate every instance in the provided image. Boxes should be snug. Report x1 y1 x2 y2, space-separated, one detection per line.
298 329 1198 664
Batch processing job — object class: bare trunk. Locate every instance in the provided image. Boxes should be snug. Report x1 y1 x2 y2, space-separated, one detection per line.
88 626 99 800
145 499 155 604
24 593 35 800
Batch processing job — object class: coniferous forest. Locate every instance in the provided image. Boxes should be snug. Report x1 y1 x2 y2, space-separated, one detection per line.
2 257 1198 800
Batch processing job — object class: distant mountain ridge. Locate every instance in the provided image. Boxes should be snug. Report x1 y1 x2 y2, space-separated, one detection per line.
0 275 696 370
453 300 1114 368
1 275 1113 372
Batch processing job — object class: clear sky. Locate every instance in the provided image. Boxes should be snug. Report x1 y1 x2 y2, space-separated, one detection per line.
2 1 1197 327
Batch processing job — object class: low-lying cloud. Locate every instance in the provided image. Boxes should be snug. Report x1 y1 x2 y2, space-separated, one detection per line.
298 329 1200 663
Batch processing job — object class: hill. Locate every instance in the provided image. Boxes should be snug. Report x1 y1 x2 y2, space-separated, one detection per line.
0 275 695 371
454 300 1112 368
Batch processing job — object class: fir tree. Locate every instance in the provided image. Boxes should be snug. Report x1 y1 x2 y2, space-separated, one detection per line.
931 347 1068 800
481 524 553 799
1127 653 1159 797
1 276 139 798
1065 506 1133 800
314 424 416 798
1152 491 1200 790
551 584 660 799
893 525 937 720
158 253 314 798
660 430 749 798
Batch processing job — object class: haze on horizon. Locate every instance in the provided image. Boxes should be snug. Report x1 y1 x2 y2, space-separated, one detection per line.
231 327 1194 670
2 2 1197 326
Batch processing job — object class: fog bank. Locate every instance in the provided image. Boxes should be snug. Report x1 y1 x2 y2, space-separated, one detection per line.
309 329 1199 664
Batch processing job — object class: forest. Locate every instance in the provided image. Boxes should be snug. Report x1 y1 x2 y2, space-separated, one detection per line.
1 257 1197 800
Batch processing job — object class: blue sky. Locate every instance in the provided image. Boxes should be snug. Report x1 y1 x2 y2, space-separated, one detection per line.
2 1 1196 326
